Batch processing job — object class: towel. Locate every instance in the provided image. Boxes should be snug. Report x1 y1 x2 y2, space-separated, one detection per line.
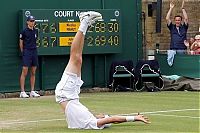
167 50 176 66
162 75 181 80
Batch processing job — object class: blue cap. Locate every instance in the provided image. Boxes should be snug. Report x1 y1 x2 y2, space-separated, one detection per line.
27 16 35 21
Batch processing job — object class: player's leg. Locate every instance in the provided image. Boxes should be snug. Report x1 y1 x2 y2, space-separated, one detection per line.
64 11 102 77
64 31 84 77
56 11 102 110
58 31 84 110
97 114 150 127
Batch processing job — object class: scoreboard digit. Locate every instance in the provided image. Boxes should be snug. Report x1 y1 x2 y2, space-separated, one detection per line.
19 9 122 55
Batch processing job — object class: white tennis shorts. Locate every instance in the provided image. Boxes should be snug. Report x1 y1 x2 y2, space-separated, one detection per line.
55 71 105 129
55 71 83 103
65 99 104 129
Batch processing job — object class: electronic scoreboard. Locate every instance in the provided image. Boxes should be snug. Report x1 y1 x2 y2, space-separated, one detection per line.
19 9 122 55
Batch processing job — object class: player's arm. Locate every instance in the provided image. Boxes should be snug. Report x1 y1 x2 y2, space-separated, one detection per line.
181 0 188 24
166 2 175 25
97 114 150 127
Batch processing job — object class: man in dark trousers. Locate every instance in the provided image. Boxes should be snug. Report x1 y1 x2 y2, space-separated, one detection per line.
19 16 40 98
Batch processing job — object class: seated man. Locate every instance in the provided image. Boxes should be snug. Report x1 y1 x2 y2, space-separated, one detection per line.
55 11 150 129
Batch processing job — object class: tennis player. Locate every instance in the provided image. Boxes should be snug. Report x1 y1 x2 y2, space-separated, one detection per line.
55 11 150 129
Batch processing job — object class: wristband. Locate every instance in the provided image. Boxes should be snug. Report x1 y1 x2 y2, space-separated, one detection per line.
126 116 135 122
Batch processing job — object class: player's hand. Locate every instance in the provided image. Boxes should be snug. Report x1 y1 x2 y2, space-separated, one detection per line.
135 114 151 124
170 1 175 9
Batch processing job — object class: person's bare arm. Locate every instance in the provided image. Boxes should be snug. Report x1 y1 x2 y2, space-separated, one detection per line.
97 114 150 127
181 0 188 24
166 2 175 25
19 39 23 53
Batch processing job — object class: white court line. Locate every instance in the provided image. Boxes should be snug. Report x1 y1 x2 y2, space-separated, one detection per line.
150 113 200 119
0 119 65 125
116 108 200 116
0 108 199 125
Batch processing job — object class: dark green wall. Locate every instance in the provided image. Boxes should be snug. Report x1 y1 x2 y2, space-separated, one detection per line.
156 54 200 78
0 0 142 92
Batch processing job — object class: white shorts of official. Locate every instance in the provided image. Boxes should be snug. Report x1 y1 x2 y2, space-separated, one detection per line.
65 99 105 129
55 71 83 103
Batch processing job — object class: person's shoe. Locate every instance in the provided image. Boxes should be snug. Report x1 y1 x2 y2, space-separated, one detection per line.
79 11 103 26
20 92 29 98
30 91 40 97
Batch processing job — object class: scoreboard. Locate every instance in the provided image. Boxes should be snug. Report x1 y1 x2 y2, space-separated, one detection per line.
19 9 122 55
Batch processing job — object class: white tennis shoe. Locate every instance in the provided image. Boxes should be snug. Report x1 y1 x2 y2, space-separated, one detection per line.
30 91 40 97
20 91 29 98
79 11 102 26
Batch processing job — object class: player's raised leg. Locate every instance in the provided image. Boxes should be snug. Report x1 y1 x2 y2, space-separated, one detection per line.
64 11 102 77
55 11 102 111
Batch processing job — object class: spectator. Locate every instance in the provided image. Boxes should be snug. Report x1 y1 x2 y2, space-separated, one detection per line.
166 0 188 53
190 34 200 54
184 37 195 54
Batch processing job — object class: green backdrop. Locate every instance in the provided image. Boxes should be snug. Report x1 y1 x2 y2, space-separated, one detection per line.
0 0 142 93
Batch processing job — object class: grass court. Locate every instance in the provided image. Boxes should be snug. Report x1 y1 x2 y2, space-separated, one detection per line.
0 91 199 133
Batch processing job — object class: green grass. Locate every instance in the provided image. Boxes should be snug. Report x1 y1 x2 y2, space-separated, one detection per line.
0 92 199 133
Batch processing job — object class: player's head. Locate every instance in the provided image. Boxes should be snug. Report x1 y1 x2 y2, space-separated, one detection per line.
174 15 182 27
26 16 35 28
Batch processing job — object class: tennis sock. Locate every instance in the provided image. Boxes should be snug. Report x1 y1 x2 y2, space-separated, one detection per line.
78 19 88 35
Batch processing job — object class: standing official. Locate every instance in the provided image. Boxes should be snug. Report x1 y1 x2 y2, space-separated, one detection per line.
19 16 40 98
